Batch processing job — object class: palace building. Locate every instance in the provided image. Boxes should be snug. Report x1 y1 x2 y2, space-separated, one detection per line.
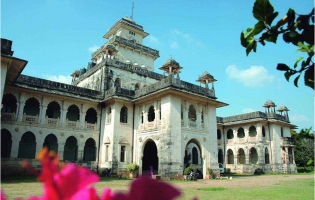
1 16 297 178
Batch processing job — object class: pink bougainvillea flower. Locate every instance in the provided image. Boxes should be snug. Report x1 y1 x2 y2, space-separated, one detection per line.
1 191 7 200
31 147 100 200
108 176 182 200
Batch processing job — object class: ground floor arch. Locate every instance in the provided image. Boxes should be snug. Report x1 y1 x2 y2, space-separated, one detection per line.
43 133 58 153
142 139 158 174
1 129 12 158
63 136 78 161
18 131 36 159
184 138 203 177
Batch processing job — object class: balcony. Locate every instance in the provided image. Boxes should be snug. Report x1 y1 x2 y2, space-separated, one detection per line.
238 138 246 143
86 122 97 131
23 114 38 124
66 120 79 129
46 117 59 126
1 112 15 121
280 137 294 146
227 139 234 144
249 136 256 142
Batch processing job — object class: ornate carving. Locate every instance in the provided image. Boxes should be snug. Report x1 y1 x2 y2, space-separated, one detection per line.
60 132 64 137
39 130 43 135
183 135 187 140
139 137 142 142
80 134 84 138
15 128 19 132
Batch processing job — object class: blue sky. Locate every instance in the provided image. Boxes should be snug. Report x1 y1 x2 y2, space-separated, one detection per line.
2 0 314 131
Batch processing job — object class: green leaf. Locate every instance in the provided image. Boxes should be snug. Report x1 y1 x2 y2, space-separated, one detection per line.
240 32 248 48
265 12 279 26
294 75 300 87
253 0 274 21
246 38 257 56
284 71 292 82
266 34 278 43
304 65 314 89
289 30 298 38
294 57 303 68
277 63 290 71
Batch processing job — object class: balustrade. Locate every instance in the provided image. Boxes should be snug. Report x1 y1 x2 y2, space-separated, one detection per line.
86 122 97 130
46 117 59 126
66 119 79 129
23 114 38 123
189 121 197 128
249 137 256 142
227 139 234 144
238 138 246 143
1 112 15 121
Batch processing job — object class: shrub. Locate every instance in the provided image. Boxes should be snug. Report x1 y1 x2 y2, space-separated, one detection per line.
127 163 139 174
183 164 196 175
207 167 213 175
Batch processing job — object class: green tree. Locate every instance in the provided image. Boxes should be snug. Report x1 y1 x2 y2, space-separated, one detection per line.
291 127 314 167
241 0 314 89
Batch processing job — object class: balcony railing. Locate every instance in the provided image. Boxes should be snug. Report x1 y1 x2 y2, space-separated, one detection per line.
238 138 246 143
189 121 197 128
1 112 15 121
66 120 79 129
280 137 294 146
227 139 234 144
249 137 256 142
23 114 38 123
86 122 97 130
46 117 59 126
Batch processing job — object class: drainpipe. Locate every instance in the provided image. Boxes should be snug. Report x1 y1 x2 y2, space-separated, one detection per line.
131 104 135 163
96 103 104 174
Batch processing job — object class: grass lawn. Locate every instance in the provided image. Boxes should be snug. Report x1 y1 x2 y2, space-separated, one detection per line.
1 173 314 200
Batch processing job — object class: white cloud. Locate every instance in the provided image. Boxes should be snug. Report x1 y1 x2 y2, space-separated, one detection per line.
170 29 201 45
43 74 72 84
88 45 100 53
242 108 255 113
170 41 179 49
290 114 311 123
147 35 159 44
226 65 275 87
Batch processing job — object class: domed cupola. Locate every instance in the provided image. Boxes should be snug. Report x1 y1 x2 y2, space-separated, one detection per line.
159 57 182 78
196 71 217 89
263 99 276 113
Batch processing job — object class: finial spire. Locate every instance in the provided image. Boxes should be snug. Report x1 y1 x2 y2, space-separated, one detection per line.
131 2 134 19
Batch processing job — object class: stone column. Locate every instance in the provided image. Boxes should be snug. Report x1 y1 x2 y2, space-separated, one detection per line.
10 139 20 158
40 105 47 125
58 142 64 160
196 106 201 130
17 100 25 122
15 102 20 120
143 112 148 131
78 145 84 161
246 148 250 164
80 111 86 129
245 128 249 142
258 146 264 165
183 102 188 128
60 108 67 127
36 139 45 156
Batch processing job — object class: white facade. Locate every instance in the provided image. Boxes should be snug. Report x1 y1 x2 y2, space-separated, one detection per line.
1 17 296 178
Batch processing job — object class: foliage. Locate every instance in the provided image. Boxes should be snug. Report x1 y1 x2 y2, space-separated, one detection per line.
183 153 192 168
126 163 139 174
207 167 213 175
241 0 314 89
291 127 314 167
297 166 314 173
183 164 197 175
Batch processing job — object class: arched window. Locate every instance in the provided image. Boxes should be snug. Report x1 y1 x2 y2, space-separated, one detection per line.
238 148 245 164
85 108 97 124
288 147 293 164
64 136 78 161
262 126 266 137
18 132 36 159
192 147 198 164
84 138 96 161
201 110 204 123
249 126 257 137
265 147 270 164
67 105 80 121
250 148 258 164
43 134 58 153
135 83 140 90
46 101 61 119
1 93 17 113
188 105 196 121
120 106 128 123
114 78 121 87
217 129 222 139
218 149 223 164
280 127 284 137
148 106 155 122
227 149 234 164
227 129 234 139
237 127 245 138
23 97 40 116
181 105 183 120
1 129 12 158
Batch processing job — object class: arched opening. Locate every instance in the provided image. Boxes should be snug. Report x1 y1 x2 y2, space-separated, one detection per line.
1 93 17 113
249 126 257 137
1 129 12 158
181 105 183 120
227 129 234 139
85 108 97 124
265 147 270 164
114 78 121 87
237 127 245 138
192 147 198 164
288 147 293 164
120 106 128 123
188 105 196 121
46 101 61 119
43 134 58 153
238 148 246 164
18 132 36 159
217 129 222 139
262 126 266 137
67 105 80 121
280 127 284 137
201 110 204 123
84 138 96 162
227 149 234 164
23 97 40 116
218 149 224 164
135 83 140 90
250 147 258 164
148 106 155 122
184 139 203 177
142 139 158 174
63 136 78 161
